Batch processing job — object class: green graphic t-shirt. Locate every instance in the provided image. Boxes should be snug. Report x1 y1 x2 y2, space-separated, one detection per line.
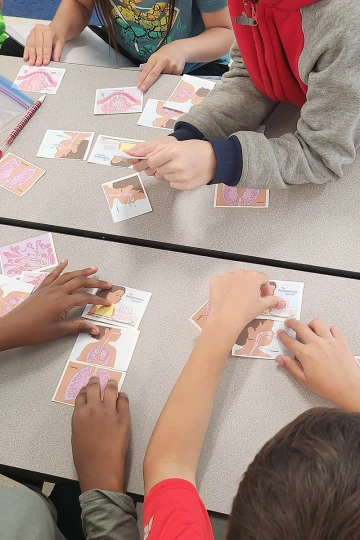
109 0 229 73
0 12 8 49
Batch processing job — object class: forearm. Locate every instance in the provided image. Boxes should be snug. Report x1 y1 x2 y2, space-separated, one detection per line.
50 0 94 41
179 27 233 64
144 320 237 493
0 316 19 352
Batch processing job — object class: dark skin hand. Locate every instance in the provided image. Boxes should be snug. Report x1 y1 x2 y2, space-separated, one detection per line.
0 260 112 351
72 377 130 493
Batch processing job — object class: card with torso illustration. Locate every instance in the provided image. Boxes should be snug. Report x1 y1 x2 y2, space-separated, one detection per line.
102 173 152 223
259 281 304 320
68 322 140 372
214 185 269 208
189 300 211 331
94 87 143 115
53 360 126 406
0 274 34 317
0 153 45 197
13 65 66 94
0 233 58 277
88 135 145 167
231 317 295 359
82 285 152 329
137 99 183 130
164 75 216 114
37 130 95 160
20 271 48 291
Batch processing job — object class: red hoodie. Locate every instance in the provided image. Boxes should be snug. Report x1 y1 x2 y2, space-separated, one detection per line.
227 0 320 107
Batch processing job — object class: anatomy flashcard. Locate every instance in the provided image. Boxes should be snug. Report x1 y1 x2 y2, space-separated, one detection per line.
102 173 152 223
0 153 45 196
0 274 34 317
82 285 152 329
232 318 295 359
13 65 66 94
20 271 48 291
88 135 145 167
37 130 95 160
260 281 304 320
68 322 139 372
164 75 216 114
189 300 211 331
214 185 269 208
0 233 58 277
137 99 183 130
53 360 125 406
94 87 143 115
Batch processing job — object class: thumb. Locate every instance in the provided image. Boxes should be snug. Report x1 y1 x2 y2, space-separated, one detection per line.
275 355 307 384
53 38 64 62
57 319 100 337
262 295 286 311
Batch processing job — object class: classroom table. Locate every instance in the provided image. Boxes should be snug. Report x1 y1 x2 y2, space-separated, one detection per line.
0 225 359 515
1 58 360 275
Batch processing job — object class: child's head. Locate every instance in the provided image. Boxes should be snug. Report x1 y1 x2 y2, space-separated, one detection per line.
227 408 360 540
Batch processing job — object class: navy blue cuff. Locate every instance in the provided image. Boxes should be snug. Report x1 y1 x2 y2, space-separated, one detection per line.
207 136 243 186
171 122 205 141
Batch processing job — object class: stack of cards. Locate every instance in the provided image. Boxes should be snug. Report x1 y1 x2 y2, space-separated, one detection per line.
0 153 45 197
13 65 66 94
190 281 304 359
53 283 152 406
102 172 152 223
94 87 143 115
88 135 144 168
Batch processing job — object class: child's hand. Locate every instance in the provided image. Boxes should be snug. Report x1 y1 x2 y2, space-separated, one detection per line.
276 319 360 411
137 42 187 92
144 140 217 190
129 137 177 174
207 270 286 341
24 24 65 66
0 260 112 350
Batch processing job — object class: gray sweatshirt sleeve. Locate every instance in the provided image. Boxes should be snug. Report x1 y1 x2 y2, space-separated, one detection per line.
179 41 277 139
80 490 140 540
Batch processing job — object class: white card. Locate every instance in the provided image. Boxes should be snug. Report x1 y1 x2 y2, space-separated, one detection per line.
37 130 95 160
94 87 143 115
12 65 66 94
88 135 145 167
0 274 34 317
102 173 152 223
259 281 304 320
164 75 216 114
232 318 295 359
137 99 183 130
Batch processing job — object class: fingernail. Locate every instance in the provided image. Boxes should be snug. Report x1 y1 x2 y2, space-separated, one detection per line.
140 85 146 92
276 356 285 366
107 379 118 386
90 328 100 336
60 259 67 263
89 376 99 383
90 266 97 270
278 301 286 308
277 330 285 336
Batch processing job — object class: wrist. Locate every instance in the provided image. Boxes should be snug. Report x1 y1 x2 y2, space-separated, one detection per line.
175 39 191 63
79 473 124 494
336 386 360 413
0 316 21 352
202 318 243 351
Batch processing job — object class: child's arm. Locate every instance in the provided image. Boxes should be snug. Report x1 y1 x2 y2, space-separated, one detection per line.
277 319 360 413
137 6 233 92
0 260 112 352
24 0 94 65
143 270 285 494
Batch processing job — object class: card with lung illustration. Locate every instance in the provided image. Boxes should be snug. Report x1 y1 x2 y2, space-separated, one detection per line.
0 275 34 318
0 153 45 196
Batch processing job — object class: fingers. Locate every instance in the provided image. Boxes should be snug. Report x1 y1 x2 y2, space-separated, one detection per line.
103 379 119 408
26 29 37 66
42 27 55 65
34 28 44 66
132 160 150 173
37 259 68 289
85 377 101 405
57 319 102 337
308 318 332 338
117 391 130 415
55 266 98 286
284 318 317 343
330 325 345 339
52 37 64 62
138 57 163 92
62 276 112 295
275 355 307 384
262 295 286 311
68 292 112 309
147 146 173 170
277 328 304 358
74 385 87 407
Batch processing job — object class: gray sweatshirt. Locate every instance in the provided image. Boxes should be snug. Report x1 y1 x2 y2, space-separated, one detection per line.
174 0 360 189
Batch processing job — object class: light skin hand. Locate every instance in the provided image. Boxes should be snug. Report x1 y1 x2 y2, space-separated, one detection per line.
276 318 360 412
137 41 188 92
0 260 112 352
72 377 130 493
144 140 217 190
128 137 177 176
143 270 286 493
24 24 66 66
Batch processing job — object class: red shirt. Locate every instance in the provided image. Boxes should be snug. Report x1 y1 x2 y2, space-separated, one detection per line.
143 479 214 540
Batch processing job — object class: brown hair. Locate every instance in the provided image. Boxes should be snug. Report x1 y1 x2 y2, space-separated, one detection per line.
113 175 144 193
227 408 360 540
269 281 276 289
92 325 121 341
95 286 126 299
236 319 265 347
95 0 176 53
